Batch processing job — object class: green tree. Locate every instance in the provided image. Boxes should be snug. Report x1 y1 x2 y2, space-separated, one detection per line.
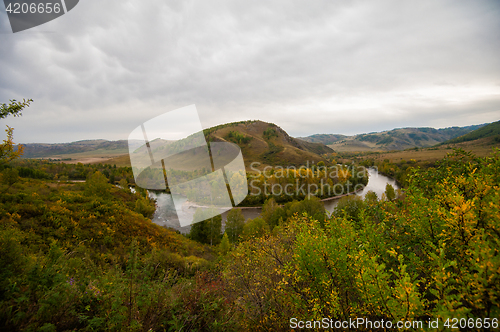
1 168 19 188
333 195 365 223
225 208 245 243
189 209 222 245
385 183 396 201
0 99 32 165
119 178 130 192
242 217 269 240
219 232 231 255
284 196 325 224
261 197 286 229
364 190 378 204
85 171 112 198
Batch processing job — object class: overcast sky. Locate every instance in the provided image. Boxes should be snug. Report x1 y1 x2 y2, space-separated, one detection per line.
1 0 499 143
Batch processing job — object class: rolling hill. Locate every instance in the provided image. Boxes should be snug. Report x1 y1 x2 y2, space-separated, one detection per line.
20 121 334 169
440 120 500 145
298 124 486 152
296 133 347 145
19 139 129 158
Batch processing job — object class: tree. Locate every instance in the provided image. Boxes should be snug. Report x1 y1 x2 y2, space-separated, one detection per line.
333 195 365 223
189 208 222 245
0 99 32 165
225 208 245 243
119 178 130 192
0 168 19 193
261 197 286 229
385 183 396 201
85 171 112 198
364 190 378 204
219 232 231 255
284 196 325 224
242 217 269 240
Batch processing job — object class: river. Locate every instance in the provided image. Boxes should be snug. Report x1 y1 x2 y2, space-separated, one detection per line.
149 168 399 234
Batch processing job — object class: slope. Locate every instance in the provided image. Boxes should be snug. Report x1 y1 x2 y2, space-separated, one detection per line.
203 120 333 169
441 120 500 144
324 124 486 152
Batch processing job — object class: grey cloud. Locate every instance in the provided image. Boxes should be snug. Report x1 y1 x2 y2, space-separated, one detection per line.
0 0 499 142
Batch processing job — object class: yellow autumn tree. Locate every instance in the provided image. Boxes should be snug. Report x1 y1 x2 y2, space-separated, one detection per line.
0 99 32 165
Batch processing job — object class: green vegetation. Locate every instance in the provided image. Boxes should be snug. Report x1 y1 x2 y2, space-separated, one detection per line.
328 124 487 152
1 143 499 330
442 120 500 144
222 149 500 330
225 208 245 243
262 126 278 141
0 167 223 331
10 158 135 184
297 133 347 145
241 164 368 206
1 99 32 165
1 103 499 330
225 131 252 145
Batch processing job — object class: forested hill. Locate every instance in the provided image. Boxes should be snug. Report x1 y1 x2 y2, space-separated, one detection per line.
203 120 333 168
441 119 500 144
299 123 487 151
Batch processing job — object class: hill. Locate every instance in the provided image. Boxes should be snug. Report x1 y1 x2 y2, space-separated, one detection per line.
321 124 486 152
202 120 333 169
20 139 128 158
23 121 334 169
441 120 500 144
296 133 347 145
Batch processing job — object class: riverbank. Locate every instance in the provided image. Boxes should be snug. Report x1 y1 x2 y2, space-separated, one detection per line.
150 169 399 233
179 185 366 211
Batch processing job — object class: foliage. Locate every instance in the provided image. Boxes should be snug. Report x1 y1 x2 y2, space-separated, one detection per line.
385 183 396 201
0 99 32 119
222 148 500 329
189 209 222 246
242 164 368 206
225 208 245 243
0 160 224 331
241 217 269 240
219 232 231 255
442 120 500 144
225 131 252 145
0 99 32 166
1 148 499 330
261 197 286 229
262 127 278 141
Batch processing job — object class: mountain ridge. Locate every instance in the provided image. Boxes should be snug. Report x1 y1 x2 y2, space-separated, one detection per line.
298 123 488 152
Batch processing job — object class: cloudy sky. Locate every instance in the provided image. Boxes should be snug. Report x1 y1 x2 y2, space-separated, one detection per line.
1 0 499 143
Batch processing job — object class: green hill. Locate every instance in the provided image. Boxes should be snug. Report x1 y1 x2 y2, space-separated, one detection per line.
441 120 500 144
322 124 486 152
